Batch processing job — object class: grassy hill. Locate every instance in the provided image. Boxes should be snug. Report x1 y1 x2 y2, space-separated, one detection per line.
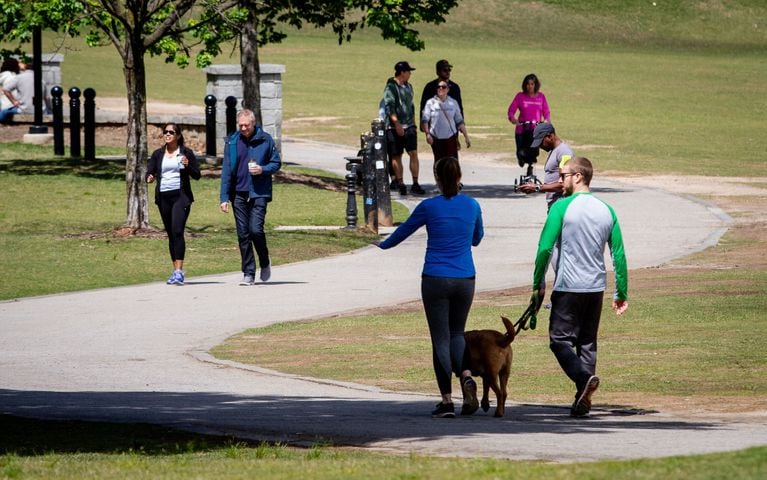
4 0 766 175
433 0 767 52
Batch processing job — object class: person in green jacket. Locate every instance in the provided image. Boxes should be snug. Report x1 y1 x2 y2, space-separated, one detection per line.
531 156 629 418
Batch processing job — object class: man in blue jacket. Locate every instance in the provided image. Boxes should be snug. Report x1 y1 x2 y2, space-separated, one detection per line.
220 109 282 285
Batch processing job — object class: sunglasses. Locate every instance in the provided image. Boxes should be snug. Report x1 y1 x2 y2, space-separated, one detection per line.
437 85 448 89
163 130 177 135
559 172 578 180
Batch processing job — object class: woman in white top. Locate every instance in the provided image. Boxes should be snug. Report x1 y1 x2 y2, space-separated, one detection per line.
146 123 201 285
420 81 471 161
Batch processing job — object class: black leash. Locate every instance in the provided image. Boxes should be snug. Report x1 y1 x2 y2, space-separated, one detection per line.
513 301 539 335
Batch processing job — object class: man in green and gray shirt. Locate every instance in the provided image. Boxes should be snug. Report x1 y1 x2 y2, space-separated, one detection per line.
532 156 629 417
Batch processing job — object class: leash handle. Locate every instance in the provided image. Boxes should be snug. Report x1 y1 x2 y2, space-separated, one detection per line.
513 303 536 334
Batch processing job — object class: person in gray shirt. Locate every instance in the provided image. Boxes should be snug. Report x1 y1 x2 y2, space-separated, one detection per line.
531 156 628 418
518 123 573 211
420 80 471 162
0 61 35 124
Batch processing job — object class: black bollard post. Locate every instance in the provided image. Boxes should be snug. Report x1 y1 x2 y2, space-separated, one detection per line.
51 86 64 156
83 88 96 161
225 96 238 136
371 118 393 227
68 87 81 158
344 156 362 229
204 94 217 157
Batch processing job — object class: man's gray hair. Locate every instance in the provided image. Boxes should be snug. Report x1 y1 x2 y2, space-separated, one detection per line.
237 109 256 123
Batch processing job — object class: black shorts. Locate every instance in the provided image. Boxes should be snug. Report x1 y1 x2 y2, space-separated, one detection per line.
386 126 418 157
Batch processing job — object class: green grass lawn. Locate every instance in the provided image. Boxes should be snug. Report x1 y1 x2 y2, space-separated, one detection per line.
1 0 766 477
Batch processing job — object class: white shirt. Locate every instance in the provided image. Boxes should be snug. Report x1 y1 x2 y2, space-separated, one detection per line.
421 96 464 139
160 150 183 192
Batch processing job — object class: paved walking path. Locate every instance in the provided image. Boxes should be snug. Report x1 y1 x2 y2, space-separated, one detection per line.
2 139 765 462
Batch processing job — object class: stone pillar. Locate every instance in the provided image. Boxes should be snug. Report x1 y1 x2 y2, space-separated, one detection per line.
41 53 64 112
203 64 285 154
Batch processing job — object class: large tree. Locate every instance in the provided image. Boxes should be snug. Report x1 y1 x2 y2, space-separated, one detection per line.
199 0 458 124
0 0 458 229
1 0 213 230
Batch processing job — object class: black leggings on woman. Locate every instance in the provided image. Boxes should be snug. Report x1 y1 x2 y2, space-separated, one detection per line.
421 275 476 396
157 189 191 261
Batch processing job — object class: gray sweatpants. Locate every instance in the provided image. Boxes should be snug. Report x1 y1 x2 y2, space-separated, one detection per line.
548 290 604 392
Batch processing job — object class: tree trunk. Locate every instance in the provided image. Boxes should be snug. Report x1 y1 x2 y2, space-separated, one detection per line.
240 5 262 125
123 39 150 230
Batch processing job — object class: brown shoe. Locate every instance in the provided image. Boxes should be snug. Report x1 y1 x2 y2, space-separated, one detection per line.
460 376 479 415
571 375 600 417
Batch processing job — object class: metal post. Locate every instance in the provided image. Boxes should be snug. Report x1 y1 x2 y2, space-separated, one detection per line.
225 96 238 136
83 88 96 161
344 156 362 228
29 27 47 134
204 94 217 157
371 118 393 227
68 87 81 158
360 132 378 233
51 86 64 156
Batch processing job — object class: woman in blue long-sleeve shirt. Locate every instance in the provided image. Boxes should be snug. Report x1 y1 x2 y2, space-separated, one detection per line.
376 156 484 418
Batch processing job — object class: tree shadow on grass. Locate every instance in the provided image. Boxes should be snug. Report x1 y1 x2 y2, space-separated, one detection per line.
0 157 126 180
0 413 257 456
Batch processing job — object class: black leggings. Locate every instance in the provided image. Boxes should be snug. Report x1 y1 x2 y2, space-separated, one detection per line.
157 189 191 262
515 131 540 167
421 275 476 395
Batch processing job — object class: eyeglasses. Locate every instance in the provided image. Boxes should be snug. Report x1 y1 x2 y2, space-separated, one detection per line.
163 130 176 135
437 85 448 89
559 172 578 180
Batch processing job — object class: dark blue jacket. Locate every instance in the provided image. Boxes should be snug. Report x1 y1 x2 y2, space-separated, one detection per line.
219 127 281 203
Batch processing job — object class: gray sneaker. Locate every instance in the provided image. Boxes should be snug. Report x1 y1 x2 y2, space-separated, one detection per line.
239 274 255 286
259 265 271 282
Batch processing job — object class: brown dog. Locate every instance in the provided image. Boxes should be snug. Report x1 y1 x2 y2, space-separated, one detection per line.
463 316 515 417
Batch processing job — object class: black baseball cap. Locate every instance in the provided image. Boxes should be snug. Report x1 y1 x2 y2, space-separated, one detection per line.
394 61 415 74
530 123 555 148
436 59 452 70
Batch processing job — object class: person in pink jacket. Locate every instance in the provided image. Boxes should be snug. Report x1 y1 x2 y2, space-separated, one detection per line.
507 73 550 168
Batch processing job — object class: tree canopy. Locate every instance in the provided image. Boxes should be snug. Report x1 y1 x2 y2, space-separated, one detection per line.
0 0 459 229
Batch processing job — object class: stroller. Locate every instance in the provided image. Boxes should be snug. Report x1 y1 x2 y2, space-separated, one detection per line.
513 120 543 192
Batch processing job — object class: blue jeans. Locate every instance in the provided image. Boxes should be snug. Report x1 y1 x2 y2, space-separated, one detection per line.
0 106 20 124
421 275 476 395
233 193 269 276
